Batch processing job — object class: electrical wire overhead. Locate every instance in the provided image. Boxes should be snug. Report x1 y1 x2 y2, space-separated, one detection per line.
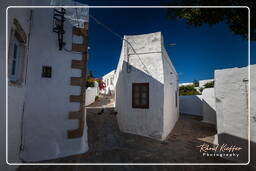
89 15 151 75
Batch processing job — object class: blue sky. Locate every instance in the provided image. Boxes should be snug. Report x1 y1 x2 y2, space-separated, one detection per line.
78 1 255 83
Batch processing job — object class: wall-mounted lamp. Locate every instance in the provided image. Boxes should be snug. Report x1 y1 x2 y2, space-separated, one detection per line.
53 8 66 50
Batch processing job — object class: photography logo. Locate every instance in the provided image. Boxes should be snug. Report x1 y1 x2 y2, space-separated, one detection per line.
196 143 243 158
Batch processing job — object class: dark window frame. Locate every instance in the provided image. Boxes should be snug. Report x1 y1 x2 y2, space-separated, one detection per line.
8 18 27 86
132 83 149 109
41 66 52 78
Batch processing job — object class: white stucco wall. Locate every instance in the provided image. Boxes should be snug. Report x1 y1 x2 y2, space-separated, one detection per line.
215 65 255 162
86 86 99 106
250 65 256 164
162 46 179 139
101 69 115 94
115 32 178 140
202 88 216 124
1 1 32 170
179 88 216 123
16 8 88 162
179 95 203 116
215 66 250 140
2 0 89 167
7 7 31 165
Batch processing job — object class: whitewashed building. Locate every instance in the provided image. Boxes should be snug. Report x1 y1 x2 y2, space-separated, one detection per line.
214 65 256 163
1 1 90 164
199 79 214 88
179 79 214 87
115 32 179 141
86 81 99 106
101 69 116 95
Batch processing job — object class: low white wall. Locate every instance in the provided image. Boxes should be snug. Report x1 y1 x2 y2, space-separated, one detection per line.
85 87 98 106
179 95 203 116
202 88 216 124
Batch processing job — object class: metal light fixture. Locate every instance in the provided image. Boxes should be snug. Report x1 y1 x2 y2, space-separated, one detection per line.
53 8 66 50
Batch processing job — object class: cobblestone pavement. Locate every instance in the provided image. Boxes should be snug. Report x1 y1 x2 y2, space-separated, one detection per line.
17 110 256 171
86 94 115 108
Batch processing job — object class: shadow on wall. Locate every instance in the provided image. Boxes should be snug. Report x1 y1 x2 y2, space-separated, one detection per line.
216 133 252 164
115 61 164 140
180 89 217 126
115 60 178 140
202 99 216 125
179 95 203 116
252 138 256 167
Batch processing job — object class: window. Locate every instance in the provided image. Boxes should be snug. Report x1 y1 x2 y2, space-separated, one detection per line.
132 83 149 108
10 37 20 80
8 19 27 84
9 35 24 82
41 66 52 78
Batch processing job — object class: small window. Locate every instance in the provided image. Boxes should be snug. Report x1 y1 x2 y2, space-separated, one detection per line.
41 66 52 78
8 19 27 85
132 83 149 108
10 37 21 80
9 31 26 83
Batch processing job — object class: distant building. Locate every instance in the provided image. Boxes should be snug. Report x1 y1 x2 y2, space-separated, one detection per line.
101 69 116 95
179 82 194 86
115 32 179 140
179 79 214 88
179 79 214 93
199 79 214 88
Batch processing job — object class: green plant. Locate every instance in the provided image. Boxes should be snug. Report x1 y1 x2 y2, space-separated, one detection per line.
179 85 200 96
204 81 214 88
166 3 255 40
86 77 95 88
95 96 99 101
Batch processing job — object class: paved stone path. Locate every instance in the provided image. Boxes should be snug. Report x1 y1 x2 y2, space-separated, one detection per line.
86 94 115 108
17 110 256 171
